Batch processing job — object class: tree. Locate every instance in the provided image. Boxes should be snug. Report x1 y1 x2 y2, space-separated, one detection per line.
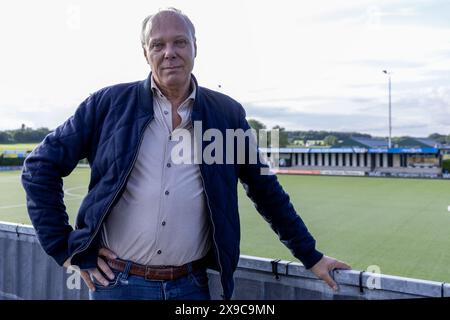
247 119 266 131
324 135 338 146
10 127 51 143
247 119 266 146
428 133 447 144
0 131 11 143
272 125 288 147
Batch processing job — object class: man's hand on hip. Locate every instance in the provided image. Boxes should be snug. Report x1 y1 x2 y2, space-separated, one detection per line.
310 255 351 292
63 247 118 291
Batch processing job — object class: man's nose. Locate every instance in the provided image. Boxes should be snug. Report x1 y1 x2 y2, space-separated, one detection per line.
164 43 177 60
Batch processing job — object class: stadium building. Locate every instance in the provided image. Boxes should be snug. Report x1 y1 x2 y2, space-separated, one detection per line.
261 137 446 178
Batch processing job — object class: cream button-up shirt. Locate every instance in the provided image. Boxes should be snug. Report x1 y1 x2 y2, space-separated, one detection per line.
101 76 211 266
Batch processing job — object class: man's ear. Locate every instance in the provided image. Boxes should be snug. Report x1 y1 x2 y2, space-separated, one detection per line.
194 41 197 58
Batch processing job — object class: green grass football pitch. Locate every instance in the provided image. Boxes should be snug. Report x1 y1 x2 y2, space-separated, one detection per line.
0 143 37 152
1 168 450 283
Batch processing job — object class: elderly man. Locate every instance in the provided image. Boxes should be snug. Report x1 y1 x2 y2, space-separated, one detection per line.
21 8 350 300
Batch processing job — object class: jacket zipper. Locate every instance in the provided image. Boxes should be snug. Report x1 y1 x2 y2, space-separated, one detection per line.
71 115 154 260
198 166 225 298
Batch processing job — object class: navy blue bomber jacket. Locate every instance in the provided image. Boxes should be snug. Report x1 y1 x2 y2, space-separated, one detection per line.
21 73 323 299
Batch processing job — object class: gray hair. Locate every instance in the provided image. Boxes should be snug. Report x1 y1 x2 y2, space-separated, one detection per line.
140 8 196 48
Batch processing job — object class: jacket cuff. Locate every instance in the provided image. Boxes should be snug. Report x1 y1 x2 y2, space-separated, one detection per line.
299 249 324 269
70 245 99 270
52 249 70 267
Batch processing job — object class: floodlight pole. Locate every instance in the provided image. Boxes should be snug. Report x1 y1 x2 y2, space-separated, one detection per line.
383 70 392 148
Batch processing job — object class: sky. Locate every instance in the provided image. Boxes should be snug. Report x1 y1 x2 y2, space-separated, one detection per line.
0 0 449 137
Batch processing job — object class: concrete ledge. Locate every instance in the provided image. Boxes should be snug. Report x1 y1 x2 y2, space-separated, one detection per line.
0 221 36 236
237 255 448 299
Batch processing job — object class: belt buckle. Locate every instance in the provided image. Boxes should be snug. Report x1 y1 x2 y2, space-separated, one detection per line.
144 265 153 281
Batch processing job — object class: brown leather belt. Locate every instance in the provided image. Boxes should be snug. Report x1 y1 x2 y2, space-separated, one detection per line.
105 257 207 281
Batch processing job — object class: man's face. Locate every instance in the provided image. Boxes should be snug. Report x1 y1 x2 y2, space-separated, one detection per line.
144 14 196 90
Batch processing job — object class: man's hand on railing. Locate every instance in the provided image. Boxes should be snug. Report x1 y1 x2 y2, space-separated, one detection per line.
63 247 118 291
310 255 351 291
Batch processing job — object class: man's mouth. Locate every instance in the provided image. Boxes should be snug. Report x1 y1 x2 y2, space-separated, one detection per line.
163 66 182 70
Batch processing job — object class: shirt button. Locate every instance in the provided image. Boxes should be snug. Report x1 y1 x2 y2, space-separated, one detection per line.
161 221 166 226
166 163 171 168
163 110 169 115
169 135 172 141
165 190 169 195
157 250 162 254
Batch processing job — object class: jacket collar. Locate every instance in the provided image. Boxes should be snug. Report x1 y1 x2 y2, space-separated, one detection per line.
139 72 204 121
138 73 155 117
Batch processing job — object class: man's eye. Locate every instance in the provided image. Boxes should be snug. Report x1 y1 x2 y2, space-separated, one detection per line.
151 43 163 50
175 39 187 47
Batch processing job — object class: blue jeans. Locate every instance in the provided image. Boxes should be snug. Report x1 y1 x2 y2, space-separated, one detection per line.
88 260 211 300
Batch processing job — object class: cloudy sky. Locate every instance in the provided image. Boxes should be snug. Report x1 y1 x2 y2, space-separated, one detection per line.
1 0 449 137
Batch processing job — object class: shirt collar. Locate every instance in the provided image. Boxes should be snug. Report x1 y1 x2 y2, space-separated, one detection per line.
150 76 196 102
